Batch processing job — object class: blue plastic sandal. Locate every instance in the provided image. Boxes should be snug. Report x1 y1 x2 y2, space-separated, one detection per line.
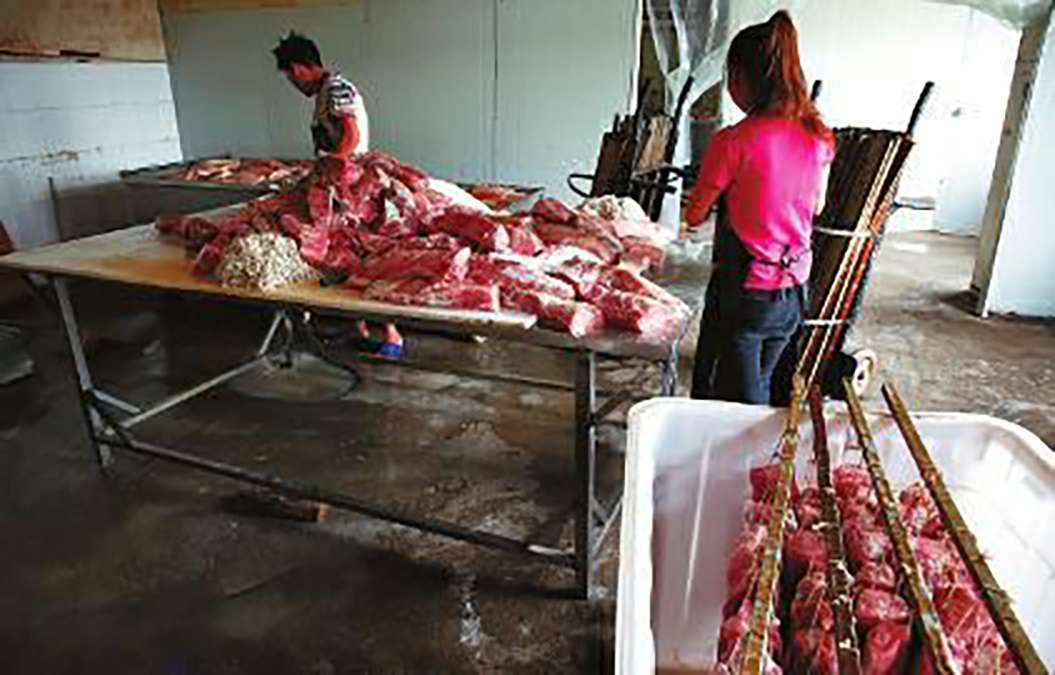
376 342 403 358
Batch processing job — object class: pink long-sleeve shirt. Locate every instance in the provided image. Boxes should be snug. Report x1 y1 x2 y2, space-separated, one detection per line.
688 115 834 290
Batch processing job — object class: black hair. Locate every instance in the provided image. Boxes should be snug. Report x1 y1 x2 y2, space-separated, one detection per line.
272 31 322 70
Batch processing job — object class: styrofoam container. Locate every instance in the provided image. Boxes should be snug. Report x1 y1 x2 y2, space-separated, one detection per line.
616 398 1055 674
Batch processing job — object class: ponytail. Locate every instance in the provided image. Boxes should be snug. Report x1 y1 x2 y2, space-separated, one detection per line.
728 11 833 144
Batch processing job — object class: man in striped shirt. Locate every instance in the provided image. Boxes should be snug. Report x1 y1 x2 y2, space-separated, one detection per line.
273 31 369 158
273 32 402 357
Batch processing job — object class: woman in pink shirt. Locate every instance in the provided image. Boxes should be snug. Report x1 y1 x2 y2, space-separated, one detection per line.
685 11 834 404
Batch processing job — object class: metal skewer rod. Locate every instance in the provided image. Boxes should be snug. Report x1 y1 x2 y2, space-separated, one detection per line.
882 382 1046 675
740 375 805 675
842 380 958 675
807 387 862 675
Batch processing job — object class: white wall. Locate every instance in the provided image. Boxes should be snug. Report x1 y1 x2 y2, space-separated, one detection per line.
793 0 1018 233
161 0 638 199
0 61 182 249
982 11 1055 317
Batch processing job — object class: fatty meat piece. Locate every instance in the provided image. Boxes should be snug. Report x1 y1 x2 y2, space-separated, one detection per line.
855 561 898 592
501 289 604 338
749 465 798 503
854 588 911 630
844 521 893 568
531 198 578 225
786 528 829 576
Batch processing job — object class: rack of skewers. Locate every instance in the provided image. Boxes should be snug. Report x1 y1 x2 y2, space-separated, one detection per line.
722 377 1047 675
793 83 935 399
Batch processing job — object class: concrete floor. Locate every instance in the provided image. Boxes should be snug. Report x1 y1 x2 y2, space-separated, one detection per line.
1 230 1052 674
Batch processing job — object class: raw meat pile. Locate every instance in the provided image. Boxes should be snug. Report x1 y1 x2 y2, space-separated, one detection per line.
156 151 687 339
169 158 314 186
463 183 533 211
716 463 1020 675
716 465 788 674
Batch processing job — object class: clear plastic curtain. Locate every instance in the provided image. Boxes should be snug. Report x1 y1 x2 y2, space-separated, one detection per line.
644 0 803 112
926 0 1053 28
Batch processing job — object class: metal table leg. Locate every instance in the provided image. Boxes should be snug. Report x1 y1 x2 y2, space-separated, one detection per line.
574 350 597 599
53 278 111 469
660 340 680 397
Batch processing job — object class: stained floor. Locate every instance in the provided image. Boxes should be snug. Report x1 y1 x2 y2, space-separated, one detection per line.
0 230 1052 674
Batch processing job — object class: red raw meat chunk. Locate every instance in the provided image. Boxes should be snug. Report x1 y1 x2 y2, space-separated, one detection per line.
466 256 574 299
845 521 893 568
299 228 331 268
156 213 184 235
718 600 782 663
307 184 333 224
531 198 578 225
840 498 879 525
913 536 962 592
601 267 688 313
621 237 666 272
795 486 824 529
419 281 500 312
725 524 766 609
504 223 545 256
863 621 911 675
833 465 873 504
498 265 575 300
749 465 799 503
584 286 683 338
357 246 470 283
430 206 510 252
899 483 943 537
790 629 837 675
786 528 828 576
855 588 911 630
279 213 310 242
192 236 228 276
361 150 429 192
323 248 359 275
398 233 463 252
856 561 898 592
744 500 777 526
790 571 834 630
502 289 604 338
354 231 397 257
936 584 988 641
575 212 619 240
548 258 607 298
533 222 619 263
376 216 420 239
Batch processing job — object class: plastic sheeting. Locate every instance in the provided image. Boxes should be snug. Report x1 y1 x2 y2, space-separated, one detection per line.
644 0 803 111
927 0 1053 28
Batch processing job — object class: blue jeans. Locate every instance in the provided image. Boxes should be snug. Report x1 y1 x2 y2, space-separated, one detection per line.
712 285 803 405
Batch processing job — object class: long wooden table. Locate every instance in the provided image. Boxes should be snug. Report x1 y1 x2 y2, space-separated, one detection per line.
1 221 700 599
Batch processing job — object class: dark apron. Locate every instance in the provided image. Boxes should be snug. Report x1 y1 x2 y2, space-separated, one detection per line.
690 204 807 399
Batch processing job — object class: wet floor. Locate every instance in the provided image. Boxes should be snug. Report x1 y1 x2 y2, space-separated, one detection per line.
1 230 1052 674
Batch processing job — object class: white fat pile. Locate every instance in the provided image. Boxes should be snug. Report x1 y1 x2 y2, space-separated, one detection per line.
215 232 318 291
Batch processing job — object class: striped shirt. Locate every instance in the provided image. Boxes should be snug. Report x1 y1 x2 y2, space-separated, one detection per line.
312 71 370 155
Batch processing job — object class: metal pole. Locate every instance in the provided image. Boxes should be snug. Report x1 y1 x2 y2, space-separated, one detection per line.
94 433 577 569
53 278 111 469
574 350 597 599
118 355 268 429
257 310 284 357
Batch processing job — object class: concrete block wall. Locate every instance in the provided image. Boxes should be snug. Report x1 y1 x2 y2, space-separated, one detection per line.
0 61 182 249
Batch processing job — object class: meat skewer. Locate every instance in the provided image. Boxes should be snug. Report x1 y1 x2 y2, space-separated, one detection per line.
842 380 958 675
740 375 806 675
881 382 1045 675
807 387 863 675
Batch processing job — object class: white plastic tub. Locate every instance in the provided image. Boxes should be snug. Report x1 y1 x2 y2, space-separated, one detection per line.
616 399 1055 674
